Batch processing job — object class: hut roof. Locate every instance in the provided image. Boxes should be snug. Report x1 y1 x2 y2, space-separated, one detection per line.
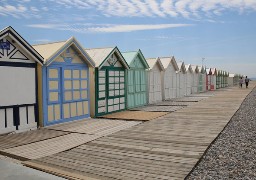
146 57 164 71
85 46 129 69
33 37 95 67
0 26 44 65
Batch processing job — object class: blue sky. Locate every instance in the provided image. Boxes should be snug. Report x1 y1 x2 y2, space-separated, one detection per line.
1 0 256 77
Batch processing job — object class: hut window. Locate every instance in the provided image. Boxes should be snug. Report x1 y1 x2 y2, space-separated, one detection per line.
48 68 60 104
108 70 125 98
63 68 88 102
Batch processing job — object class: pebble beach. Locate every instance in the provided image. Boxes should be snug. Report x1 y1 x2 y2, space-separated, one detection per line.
187 85 256 179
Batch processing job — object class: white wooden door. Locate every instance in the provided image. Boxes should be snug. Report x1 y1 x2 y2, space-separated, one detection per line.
153 71 162 103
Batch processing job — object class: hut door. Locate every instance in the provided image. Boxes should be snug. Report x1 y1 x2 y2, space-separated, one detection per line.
153 71 161 102
47 67 89 125
107 70 125 113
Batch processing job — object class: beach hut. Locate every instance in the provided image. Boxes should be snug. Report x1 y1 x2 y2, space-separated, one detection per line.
220 70 225 88
33 37 95 127
177 62 186 98
210 68 217 90
228 73 235 86
0 26 44 134
86 47 129 117
146 57 164 104
233 74 239 85
185 64 193 95
191 65 199 94
122 50 149 109
159 56 179 100
216 70 221 89
206 68 212 91
225 72 229 87
198 66 206 92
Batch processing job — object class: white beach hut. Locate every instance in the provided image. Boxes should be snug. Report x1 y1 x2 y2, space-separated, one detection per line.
146 57 164 104
191 65 199 94
228 73 235 86
206 68 212 91
0 26 44 134
185 64 193 96
198 66 207 92
160 56 179 100
177 62 186 98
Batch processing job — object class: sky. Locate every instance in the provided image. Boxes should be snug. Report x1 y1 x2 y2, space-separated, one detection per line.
1 0 256 77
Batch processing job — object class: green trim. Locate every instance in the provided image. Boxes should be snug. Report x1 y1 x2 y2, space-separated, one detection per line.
95 68 127 117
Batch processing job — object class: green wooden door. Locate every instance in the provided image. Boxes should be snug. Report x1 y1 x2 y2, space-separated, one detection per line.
127 69 146 108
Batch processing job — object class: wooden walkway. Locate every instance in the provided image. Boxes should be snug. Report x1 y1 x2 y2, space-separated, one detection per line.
23 84 255 179
0 119 141 160
130 105 184 112
99 111 168 121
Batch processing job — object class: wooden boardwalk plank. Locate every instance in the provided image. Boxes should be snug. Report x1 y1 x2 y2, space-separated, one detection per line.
0 129 69 150
1 133 98 160
99 111 168 121
130 105 184 112
47 118 141 136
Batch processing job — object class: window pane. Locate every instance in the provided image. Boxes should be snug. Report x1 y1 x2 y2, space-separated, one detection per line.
64 70 71 78
49 92 58 102
81 80 87 89
81 90 87 99
73 70 80 78
64 80 72 90
73 91 80 100
49 81 58 90
65 91 72 101
73 80 80 89
49 69 58 78
81 70 87 78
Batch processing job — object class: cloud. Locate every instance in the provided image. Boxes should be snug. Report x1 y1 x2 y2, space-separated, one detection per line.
52 0 256 19
88 24 192 33
27 23 193 33
2 0 256 20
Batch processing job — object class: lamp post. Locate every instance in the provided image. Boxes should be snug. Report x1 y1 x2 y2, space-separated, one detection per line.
202 57 205 67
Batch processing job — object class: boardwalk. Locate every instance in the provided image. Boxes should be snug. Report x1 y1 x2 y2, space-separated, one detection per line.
23 84 254 180
0 119 141 160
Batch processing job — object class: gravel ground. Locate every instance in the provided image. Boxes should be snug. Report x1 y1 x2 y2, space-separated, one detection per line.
186 86 256 179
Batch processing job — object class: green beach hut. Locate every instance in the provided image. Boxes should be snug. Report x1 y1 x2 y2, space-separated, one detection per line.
122 50 149 109
216 70 221 89
85 47 129 117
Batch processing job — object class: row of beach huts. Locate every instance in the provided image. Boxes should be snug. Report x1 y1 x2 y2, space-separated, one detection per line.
0 26 242 134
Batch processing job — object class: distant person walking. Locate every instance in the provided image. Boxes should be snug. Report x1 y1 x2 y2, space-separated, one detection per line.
245 76 250 88
239 77 243 88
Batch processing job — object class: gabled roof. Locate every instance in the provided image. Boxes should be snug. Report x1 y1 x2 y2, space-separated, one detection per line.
185 64 193 73
206 68 212 75
33 37 95 67
177 61 186 73
211 68 217 75
191 65 199 73
229 73 235 77
159 56 179 71
146 57 164 71
0 26 44 65
198 66 206 73
85 46 129 69
122 49 149 69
